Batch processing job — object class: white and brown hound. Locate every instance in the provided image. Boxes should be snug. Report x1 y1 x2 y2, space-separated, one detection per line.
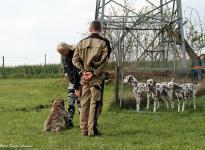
146 79 174 112
123 75 147 112
167 79 197 112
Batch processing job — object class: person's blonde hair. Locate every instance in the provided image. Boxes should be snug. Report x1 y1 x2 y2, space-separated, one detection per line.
57 42 75 52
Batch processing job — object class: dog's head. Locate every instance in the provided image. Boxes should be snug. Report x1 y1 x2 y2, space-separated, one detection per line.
52 98 65 109
135 83 146 94
167 79 182 91
167 78 175 89
123 75 137 84
146 79 156 89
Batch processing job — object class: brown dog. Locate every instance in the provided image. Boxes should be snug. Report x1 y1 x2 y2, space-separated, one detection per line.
43 98 70 132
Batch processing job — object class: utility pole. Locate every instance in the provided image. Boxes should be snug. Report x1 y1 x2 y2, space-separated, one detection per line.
95 0 188 107
115 35 121 108
177 0 187 70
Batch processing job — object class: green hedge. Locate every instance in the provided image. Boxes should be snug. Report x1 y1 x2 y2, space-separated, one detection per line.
0 64 64 79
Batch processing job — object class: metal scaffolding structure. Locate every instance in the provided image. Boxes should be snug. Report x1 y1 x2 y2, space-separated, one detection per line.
95 0 188 105
95 0 187 67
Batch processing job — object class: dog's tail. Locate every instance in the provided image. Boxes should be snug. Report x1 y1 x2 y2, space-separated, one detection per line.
170 78 174 82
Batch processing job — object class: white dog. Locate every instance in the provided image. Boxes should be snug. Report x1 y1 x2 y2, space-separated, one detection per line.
146 79 173 112
167 79 197 112
123 75 147 112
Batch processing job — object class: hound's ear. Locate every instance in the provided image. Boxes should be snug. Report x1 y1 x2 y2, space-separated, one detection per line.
61 100 65 106
153 80 156 85
171 78 174 82
51 99 55 103
163 86 169 90
129 76 133 82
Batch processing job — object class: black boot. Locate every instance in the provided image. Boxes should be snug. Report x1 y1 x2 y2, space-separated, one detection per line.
65 118 71 129
69 121 74 128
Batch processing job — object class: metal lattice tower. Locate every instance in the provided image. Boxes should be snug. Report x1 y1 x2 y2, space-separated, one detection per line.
95 0 187 68
95 0 188 104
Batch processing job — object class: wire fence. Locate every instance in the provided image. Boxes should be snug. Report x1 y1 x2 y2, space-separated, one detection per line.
115 60 204 109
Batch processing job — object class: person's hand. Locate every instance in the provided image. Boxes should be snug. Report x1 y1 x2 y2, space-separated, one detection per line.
82 72 93 81
82 73 88 80
85 72 93 80
75 90 80 97
82 72 88 80
64 73 68 80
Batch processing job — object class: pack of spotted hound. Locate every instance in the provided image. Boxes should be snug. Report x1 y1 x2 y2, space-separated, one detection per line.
123 75 198 112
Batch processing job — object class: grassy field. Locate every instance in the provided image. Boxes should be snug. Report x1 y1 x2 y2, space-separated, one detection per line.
0 78 205 150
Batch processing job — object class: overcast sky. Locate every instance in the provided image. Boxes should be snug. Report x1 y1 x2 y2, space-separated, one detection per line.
0 0 204 66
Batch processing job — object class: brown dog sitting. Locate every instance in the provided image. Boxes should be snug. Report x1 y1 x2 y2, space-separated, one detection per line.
43 98 70 132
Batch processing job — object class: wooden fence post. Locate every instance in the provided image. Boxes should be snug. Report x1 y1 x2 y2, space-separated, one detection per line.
2 56 5 78
44 54 47 66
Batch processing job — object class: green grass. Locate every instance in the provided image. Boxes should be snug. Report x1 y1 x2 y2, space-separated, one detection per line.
0 78 205 150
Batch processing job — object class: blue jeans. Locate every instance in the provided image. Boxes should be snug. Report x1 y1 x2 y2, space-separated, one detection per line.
193 69 203 80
